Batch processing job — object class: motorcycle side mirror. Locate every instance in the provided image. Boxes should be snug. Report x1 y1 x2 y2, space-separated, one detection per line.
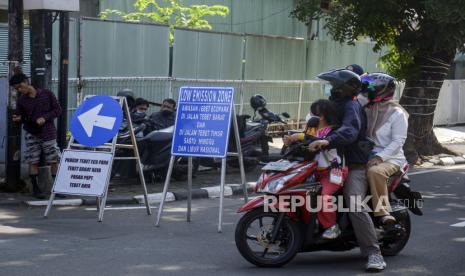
281 112 290 118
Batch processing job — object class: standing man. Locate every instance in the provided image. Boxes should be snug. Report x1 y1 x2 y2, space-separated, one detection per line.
10 73 62 199
148 98 176 131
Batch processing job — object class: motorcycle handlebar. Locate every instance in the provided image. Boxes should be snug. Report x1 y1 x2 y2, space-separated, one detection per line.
257 108 287 124
282 137 319 158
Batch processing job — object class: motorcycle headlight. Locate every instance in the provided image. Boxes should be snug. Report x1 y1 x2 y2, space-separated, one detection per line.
262 172 298 194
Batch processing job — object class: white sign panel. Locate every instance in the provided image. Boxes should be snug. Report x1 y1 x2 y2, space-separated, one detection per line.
52 150 113 197
24 0 80 11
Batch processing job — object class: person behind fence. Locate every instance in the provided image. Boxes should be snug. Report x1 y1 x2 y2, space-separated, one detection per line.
131 98 150 137
357 73 409 225
148 98 176 131
10 73 62 199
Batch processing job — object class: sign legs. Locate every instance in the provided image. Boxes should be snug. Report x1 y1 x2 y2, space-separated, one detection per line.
218 158 227 233
98 190 109 222
187 156 193 222
137 159 151 215
231 107 248 202
96 197 101 212
155 155 176 227
44 193 56 218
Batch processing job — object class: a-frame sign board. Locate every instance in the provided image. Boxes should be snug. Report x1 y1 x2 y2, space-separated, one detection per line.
155 87 248 233
44 96 151 221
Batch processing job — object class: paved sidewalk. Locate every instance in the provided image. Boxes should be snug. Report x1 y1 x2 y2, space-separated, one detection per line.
435 126 465 155
434 126 465 144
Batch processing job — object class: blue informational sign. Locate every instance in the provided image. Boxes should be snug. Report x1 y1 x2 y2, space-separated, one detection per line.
172 87 235 158
70 96 123 147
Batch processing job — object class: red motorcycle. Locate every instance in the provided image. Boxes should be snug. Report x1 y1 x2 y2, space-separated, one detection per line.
234 140 423 267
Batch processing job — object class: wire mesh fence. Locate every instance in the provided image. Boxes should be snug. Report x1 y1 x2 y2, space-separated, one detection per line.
62 77 327 131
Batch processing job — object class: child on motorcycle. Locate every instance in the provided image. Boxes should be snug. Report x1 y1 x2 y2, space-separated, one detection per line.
284 99 346 239
310 99 347 239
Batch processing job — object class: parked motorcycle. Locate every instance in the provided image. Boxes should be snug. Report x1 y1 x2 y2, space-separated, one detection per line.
234 140 423 267
110 117 148 180
200 95 290 171
139 125 199 182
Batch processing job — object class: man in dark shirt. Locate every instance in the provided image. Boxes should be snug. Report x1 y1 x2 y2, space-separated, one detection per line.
309 69 386 272
10 73 62 199
148 98 176 131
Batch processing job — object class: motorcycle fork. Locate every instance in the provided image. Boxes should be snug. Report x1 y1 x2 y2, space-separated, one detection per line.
269 212 286 243
303 212 317 248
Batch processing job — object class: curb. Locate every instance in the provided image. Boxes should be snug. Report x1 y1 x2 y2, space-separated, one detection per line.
133 182 256 205
439 155 465 166
19 182 257 207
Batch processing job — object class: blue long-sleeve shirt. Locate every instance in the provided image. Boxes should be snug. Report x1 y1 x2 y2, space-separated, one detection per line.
324 98 369 164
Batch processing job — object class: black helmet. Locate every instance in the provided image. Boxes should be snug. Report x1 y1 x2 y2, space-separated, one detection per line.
117 88 135 109
250 94 267 110
345 64 364 76
317 69 361 99
360 73 396 104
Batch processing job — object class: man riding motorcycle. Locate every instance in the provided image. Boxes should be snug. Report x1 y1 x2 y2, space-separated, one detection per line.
308 69 387 272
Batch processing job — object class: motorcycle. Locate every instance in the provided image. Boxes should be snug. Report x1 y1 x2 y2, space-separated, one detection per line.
200 97 290 171
234 140 423 267
138 125 199 183
111 108 197 183
110 117 148 180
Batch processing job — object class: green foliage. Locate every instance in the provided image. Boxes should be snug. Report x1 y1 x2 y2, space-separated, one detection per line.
292 0 465 79
99 0 229 44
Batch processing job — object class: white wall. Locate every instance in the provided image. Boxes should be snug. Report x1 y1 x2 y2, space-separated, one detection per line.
434 80 465 125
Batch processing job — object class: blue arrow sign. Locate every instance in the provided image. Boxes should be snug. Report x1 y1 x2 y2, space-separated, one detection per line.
70 96 123 147
172 87 234 158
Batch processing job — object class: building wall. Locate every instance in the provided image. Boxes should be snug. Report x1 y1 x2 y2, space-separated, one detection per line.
98 0 319 39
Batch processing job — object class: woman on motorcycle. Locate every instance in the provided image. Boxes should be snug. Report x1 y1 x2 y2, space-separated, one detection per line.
357 73 409 225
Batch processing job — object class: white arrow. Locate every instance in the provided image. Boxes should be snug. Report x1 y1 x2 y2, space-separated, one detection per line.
78 103 117 137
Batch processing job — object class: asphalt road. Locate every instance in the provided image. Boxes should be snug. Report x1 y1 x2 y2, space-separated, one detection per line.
1 166 465 276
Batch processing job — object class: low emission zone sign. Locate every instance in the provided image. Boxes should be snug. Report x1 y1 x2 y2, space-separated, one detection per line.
172 87 234 158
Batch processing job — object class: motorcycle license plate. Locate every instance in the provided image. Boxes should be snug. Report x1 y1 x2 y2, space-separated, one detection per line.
261 161 296 171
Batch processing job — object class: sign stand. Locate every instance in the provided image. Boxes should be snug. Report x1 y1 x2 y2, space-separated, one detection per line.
155 87 248 233
44 96 151 221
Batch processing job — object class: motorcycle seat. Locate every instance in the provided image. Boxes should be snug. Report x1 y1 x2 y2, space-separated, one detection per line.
141 126 174 142
245 121 261 131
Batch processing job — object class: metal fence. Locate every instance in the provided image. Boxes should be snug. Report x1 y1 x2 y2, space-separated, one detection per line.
58 76 413 129
54 77 322 128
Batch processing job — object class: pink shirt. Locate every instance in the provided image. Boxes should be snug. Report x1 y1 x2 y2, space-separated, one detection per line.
316 127 341 169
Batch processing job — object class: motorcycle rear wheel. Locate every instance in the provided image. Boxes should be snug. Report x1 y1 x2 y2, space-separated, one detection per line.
235 208 302 267
380 213 411 256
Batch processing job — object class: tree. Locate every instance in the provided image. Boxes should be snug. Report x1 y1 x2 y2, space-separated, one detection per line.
292 0 465 164
99 0 229 44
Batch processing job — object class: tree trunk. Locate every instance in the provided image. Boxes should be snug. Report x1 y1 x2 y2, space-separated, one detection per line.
400 53 456 164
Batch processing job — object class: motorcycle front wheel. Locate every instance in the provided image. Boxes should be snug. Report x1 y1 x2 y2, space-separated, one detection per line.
235 208 302 267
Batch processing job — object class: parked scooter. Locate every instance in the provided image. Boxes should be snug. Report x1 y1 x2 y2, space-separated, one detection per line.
234 140 423 267
200 95 290 171
111 91 195 182
138 125 199 182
